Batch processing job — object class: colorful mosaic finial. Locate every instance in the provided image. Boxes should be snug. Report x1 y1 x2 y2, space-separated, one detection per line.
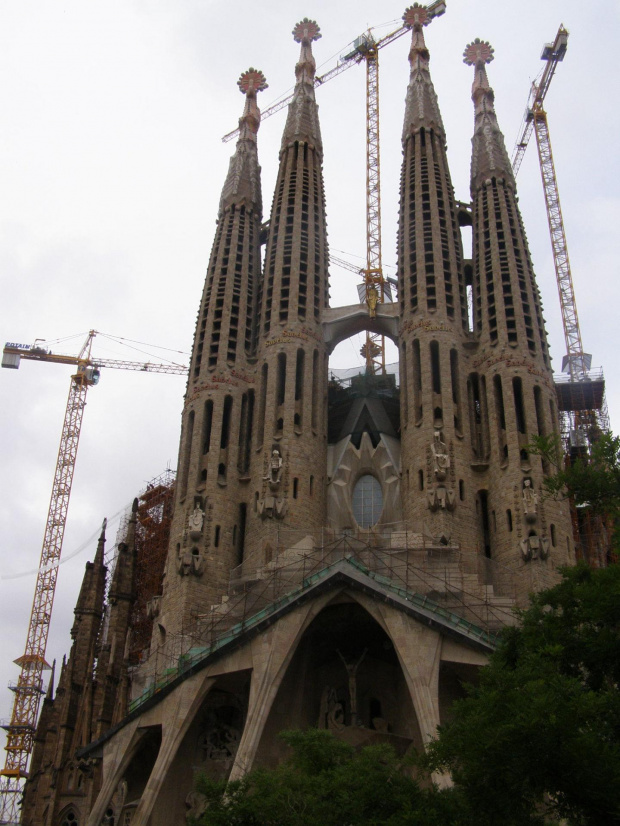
237 68 268 96
463 39 494 66
403 3 431 30
292 18 321 45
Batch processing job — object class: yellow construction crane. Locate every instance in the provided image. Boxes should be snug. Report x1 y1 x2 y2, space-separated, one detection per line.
0 331 187 824
224 2 446 375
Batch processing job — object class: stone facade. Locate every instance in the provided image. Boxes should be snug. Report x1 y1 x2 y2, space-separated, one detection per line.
21 8 575 826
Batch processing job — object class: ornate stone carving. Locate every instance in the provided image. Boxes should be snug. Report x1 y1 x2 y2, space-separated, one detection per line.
337 648 367 724
520 533 549 562
427 486 456 512
258 447 288 519
188 502 205 539
146 595 161 619
431 430 450 481
522 478 538 522
318 686 345 731
198 718 240 767
427 430 456 512
177 547 205 577
185 791 209 821
264 448 283 487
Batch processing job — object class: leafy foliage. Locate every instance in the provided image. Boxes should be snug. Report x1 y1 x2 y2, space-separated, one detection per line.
530 432 620 517
191 729 467 826
425 564 620 825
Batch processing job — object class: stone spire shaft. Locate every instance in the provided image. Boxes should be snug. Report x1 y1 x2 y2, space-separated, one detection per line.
466 39 515 192
155 72 268 635
401 4 445 141
280 18 323 153
247 19 329 562
463 41 571 587
398 4 467 328
464 40 549 360
397 4 470 548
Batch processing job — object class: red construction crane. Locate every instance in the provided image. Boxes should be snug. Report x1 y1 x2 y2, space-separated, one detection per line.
0 331 187 824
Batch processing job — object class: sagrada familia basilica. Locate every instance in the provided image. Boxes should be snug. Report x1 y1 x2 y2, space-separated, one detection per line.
18 6 575 824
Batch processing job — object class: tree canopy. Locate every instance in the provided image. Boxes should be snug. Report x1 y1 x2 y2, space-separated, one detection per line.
191 728 465 826
531 431 620 519
425 563 620 825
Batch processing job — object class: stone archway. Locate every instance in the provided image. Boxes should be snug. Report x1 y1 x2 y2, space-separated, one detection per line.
253 598 422 768
322 303 399 354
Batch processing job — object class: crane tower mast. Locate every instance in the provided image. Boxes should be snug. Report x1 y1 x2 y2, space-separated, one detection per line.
0 332 187 824
511 26 608 450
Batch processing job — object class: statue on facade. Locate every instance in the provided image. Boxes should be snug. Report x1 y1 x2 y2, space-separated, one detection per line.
188 502 205 539
431 430 450 480
264 448 283 487
522 478 538 520
338 648 367 725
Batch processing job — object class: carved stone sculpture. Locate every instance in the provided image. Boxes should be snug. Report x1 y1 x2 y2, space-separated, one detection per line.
177 548 205 577
431 430 450 481
522 478 538 521
264 448 283 487
188 503 205 539
520 533 549 562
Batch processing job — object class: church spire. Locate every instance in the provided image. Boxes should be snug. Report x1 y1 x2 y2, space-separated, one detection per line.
220 68 268 213
464 39 515 192
281 19 323 153
402 3 445 141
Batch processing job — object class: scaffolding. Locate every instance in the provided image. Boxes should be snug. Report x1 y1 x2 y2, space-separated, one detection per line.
127 523 535 714
103 471 175 666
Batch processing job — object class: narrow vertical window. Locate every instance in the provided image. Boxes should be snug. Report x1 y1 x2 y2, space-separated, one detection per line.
494 375 508 465
180 410 194 499
512 377 527 434
258 363 268 449
275 352 286 436
401 342 408 425
220 395 233 449
238 390 254 473
413 339 422 424
295 349 305 432
468 373 489 462
202 400 213 454
311 349 319 430
237 504 247 565
478 490 491 559
450 348 461 435
430 340 441 394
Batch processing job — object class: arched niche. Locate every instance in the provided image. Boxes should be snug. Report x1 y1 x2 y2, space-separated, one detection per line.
148 670 251 826
117 726 162 821
253 598 423 769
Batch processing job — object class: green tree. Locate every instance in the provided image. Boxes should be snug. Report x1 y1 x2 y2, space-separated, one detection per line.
191 729 467 826
531 431 620 519
425 564 620 825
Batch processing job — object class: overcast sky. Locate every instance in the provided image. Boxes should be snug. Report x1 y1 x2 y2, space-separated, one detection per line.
0 0 618 757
